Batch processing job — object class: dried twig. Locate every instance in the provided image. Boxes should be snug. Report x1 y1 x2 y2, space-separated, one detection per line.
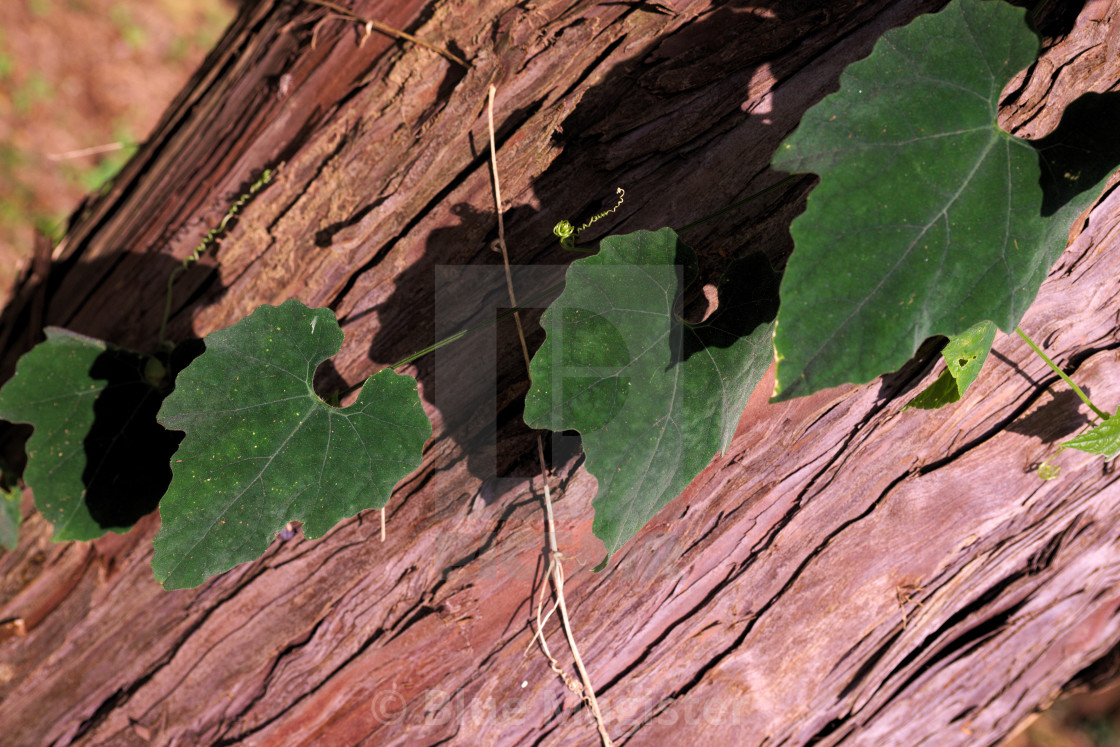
46 142 129 161
486 84 613 747
300 0 468 68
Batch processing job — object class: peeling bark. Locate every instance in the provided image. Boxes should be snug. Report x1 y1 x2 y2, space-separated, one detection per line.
2 0 1120 745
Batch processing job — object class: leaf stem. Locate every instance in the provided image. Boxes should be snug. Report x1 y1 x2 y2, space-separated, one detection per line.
1015 326 1108 420
334 281 567 400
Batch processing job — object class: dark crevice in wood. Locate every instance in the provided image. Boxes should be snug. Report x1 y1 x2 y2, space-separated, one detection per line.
621 467 918 742
442 495 538 576
213 623 372 746
678 508 724 559
807 715 852 745
316 198 382 250
264 532 367 573
69 577 253 742
1066 337 1120 372
73 687 130 745
916 374 1062 476
596 560 740 694
837 629 905 699
529 721 563 747
223 617 392 745
870 584 1033 718
1026 516 1080 574
1070 633 1120 691
949 706 976 724
620 617 755 739
389 603 441 645
250 620 329 715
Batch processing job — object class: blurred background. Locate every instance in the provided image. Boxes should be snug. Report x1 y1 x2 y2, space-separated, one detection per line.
0 0 232 309
0 1 1118 744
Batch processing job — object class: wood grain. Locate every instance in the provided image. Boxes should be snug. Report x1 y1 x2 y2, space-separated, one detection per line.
1 1 1119 744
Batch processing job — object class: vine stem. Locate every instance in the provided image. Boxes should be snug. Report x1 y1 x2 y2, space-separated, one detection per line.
487 85 613 747
1015 326 1109 420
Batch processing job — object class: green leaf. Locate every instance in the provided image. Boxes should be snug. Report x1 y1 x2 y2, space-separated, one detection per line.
0 484 20 551
0 329 183 540
153 300 431 589
1062 408 1120 459
907 320 997 409
770 0 1120 400
525 228 778 566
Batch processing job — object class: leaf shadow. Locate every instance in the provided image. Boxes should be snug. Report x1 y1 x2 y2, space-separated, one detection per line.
363 200 573 504
81 339 204 529
1007 387 1092 443
1035 92 1120 217
355 0 830 508
676 248 781 364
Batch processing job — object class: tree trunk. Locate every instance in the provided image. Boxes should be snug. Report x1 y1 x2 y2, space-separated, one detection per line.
2 0 1120 744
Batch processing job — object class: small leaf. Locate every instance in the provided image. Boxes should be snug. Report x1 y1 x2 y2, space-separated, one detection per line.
153 300 431 589
0 329 184 540
1062 408 1120 459
905 369 960 411
770 0 1120 400
907 320 996 410
525 228 778 566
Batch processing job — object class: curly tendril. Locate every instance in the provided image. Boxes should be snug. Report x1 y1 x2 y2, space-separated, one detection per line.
553 187 625 251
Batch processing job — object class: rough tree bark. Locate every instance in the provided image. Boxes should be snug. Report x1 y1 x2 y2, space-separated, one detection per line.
2 0 1120 744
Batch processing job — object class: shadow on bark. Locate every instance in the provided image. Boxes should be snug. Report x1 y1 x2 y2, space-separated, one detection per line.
365 0 827 507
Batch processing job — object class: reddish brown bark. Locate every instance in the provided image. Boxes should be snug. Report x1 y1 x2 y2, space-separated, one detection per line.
2 0 1120 744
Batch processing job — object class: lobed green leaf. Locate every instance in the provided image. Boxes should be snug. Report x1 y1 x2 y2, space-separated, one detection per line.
771 0 1120 400
525 228 778 566
153 300 431 589
1062 409 1120 460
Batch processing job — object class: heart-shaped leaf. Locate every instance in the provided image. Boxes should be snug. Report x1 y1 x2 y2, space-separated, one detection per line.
771 0 1120 400
525 228 778 565
153 300 431 589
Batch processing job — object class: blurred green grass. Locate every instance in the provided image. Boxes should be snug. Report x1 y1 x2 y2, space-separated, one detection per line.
0 0 233 306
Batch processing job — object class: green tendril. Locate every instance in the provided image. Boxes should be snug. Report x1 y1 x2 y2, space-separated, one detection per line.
553 187 625 251
553 220 576 250
1037 456 1061 480
158 168 275 348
